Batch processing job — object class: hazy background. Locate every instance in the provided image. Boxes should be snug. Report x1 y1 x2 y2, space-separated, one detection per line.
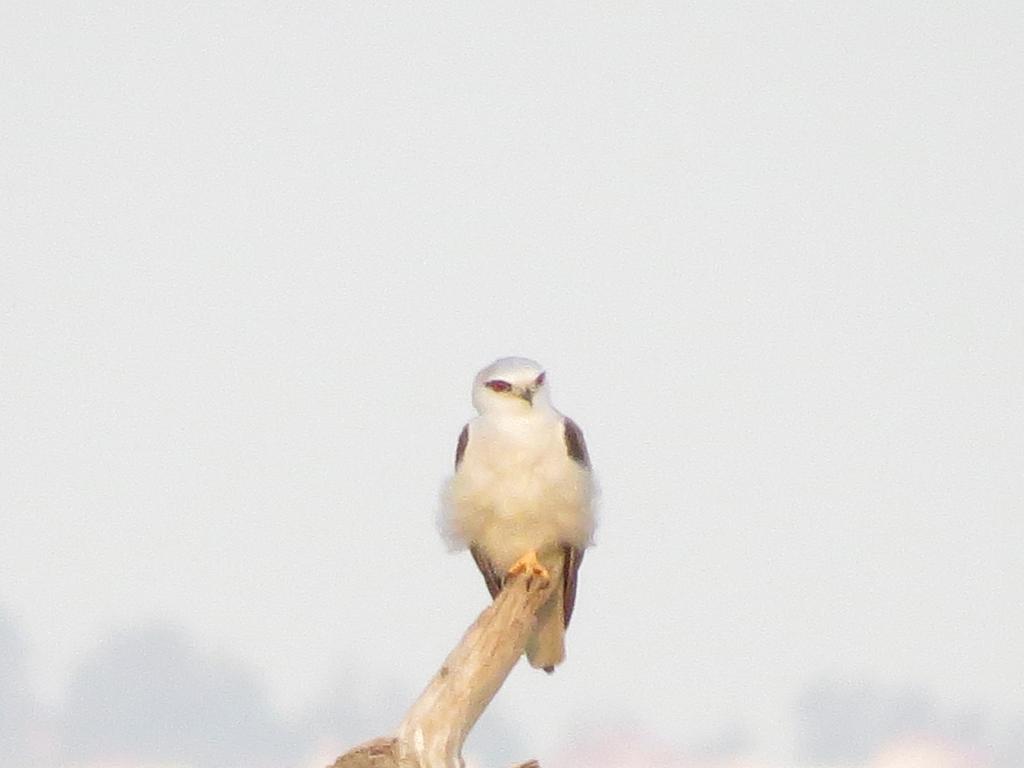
2 2 1022 767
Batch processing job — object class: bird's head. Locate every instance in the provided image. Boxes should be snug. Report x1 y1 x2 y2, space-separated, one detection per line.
472 357 551 415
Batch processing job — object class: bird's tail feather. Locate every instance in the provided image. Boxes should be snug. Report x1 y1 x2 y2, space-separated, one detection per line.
525 584 565 672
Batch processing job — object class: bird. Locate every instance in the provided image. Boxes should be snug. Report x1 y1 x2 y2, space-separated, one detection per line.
441 357 595 672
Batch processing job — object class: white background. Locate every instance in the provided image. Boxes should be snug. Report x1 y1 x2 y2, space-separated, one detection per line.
2 3 1022 766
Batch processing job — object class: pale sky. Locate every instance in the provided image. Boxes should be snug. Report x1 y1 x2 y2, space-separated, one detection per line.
2 3 1022 767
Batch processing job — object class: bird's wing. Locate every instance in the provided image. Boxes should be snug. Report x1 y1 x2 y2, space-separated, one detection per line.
470 544 503 599
562 416 590 468
454 423 503 600
454 423 470 468
561 416 591 627
562 544 584 628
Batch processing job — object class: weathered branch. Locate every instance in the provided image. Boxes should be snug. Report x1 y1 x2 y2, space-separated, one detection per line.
331 572 556 768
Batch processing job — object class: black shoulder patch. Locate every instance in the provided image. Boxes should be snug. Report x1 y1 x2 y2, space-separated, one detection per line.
562 417 590 468
454 424 470 469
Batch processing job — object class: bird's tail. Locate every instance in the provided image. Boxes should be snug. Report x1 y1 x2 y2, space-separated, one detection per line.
525 575 565 673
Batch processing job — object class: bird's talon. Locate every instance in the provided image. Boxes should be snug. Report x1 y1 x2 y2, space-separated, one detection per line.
507 549 550 586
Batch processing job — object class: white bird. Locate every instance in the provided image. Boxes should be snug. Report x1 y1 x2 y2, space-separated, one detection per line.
441 357 595 672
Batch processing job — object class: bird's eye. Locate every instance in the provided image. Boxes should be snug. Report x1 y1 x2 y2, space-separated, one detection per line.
485 379 512 392
534 372 546 386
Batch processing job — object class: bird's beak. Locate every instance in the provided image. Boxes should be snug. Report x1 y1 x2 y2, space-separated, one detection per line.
518 387 534 406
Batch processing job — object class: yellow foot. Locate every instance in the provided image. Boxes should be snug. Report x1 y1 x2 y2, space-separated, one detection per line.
506 549 550 587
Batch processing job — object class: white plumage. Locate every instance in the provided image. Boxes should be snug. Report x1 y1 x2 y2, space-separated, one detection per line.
441 357 595 671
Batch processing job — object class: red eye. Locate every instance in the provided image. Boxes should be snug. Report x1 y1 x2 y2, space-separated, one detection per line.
485 379 512 392
534 372 546 386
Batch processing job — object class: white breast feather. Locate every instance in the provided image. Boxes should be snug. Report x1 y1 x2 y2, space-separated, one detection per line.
441 413 595 573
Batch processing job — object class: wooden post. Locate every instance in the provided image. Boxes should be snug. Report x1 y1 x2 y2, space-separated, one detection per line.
331 571 555 768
